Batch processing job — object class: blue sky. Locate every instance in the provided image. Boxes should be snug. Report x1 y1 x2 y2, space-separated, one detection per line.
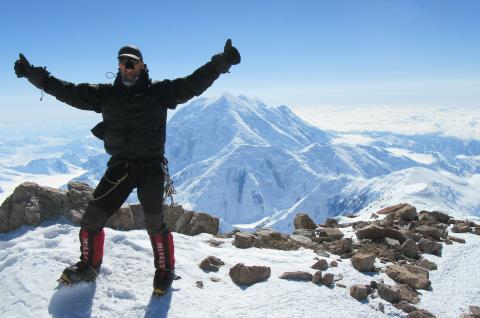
2 0 480 133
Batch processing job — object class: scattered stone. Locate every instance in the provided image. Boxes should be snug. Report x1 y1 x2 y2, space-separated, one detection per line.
336 283 346 288
350 284 369 301
351 252 376 272
199 256 225 272
401 239 420 258
470 305 480 318
370 281 378 289
370 213 379 219
448 235 466 244
473 228 480 236
229 263 271 286
376 203 417 222
395 301 419 313
330 260 338 267
207 239 224 247
312 271 322 284
418 211 450 224
397 284 420 304
407 309 437 317
385 237 401 247
385 264 431 290
416 259 438 271
279 271 313 282
324 218 339 227
356 224 408 243
418 238 443 256
311 259 329 270
294 213 317 230
210 277 221 282
322 238 352 255
317 228 344 240
378 302 385 313
234 232 254 249
195 280 203 288
377 283 401 304
253 229 299 251
322 273 335 286
414 225 443 241
292 228 316 238
452 223 472 233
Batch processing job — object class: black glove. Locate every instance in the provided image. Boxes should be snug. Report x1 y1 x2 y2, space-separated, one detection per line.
14 53 31 78
211 39 241 74
14 53 50 89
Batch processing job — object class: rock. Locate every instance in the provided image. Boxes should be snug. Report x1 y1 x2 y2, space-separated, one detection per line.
229 263 271 286
448 235 466 243
279 271 313 281
234 232 254 249
199 256 225 272
289 234 318 249
294 213 317 230
322 239 352 255
350 284 369 301
385 237 401 247
165 205 219 236
292 228 316 238
324 218 339 227
195 280 203 288
370 281 378 289
317 228 344 240
330 260 338 267
0 182 70 233
418 238 443 256
311 259 329 270
378 302 385 313
105 205 144 230
371 213 379 219
407 309 437 317
414 225 443 241
351 252 376 272
452 223 472 233
401 239 419 258
210 276 221 282
356 224 408 243
377 283 401 304
418 211 450 224
66 181 93 211
336 283 347 288
312 271 322 284
253 228 299 251
322 273 335 286
385 264 431 290
473 228 480 236
207 239 224 247
395 301 419 313
397 284 420 304
376 203 417 222
470 306 480 318
416 259 437 271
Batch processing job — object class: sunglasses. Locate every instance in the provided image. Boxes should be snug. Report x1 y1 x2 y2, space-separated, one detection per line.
118 57 140 65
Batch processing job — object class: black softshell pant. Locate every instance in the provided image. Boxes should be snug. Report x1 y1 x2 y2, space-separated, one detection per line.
81 156 166 234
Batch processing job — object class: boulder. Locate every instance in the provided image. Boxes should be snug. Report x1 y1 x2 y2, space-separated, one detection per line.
294 213 317 230
356 224 408 243
401 239 419 258
234 232 255 249
199 256 225 272
66 181 93 211
448 235 466 243
322 239 352 255
0 182 70 233
452 223 472 233
322 273 335 286
292 228 316 238
229 263 271 286
414 225 443 241
253 229 299 251
165 205 219 235
351 252 376 272
312 271 322 284
416 259 437 271
311 259 329 271
406 309 437 318
376 203 417 221
469 306 480 318
317 227 344 240
397 284 420 304
472 228 480 236
377 283 401 304
418 210 450 224
350 284 370 301
385 264 431 290
279 271 313 281
418 238 443 256
324 218 339 228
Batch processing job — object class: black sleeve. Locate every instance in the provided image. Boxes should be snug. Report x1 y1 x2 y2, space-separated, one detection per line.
153 60 221 110
41 75 106 113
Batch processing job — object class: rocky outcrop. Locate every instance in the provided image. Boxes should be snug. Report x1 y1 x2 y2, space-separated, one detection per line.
0 181 219 236
229 263 271 286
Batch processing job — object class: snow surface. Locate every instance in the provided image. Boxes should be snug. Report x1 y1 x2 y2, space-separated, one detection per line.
1 220 479 318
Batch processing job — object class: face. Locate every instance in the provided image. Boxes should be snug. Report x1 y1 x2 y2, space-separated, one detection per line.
118 58 145 80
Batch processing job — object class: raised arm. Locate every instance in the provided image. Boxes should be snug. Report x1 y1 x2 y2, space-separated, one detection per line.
14 53 104 113
154 39 241 109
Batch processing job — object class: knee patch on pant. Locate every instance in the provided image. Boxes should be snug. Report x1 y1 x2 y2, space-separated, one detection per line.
81 204 110 232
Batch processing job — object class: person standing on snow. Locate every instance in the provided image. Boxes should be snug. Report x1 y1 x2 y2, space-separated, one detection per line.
14 39 241 296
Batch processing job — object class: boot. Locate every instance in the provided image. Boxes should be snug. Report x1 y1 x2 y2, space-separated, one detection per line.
149 225 175 296
59 228 105 284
